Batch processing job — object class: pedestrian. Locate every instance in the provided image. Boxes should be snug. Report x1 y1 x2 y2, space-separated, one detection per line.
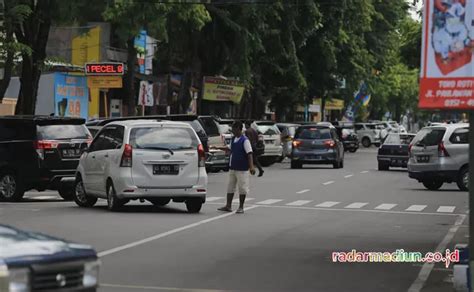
244 120 264 177
214 121 256 214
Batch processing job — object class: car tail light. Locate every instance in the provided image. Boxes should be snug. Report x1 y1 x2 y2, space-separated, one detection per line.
324 140 336 148
34 140 59 160
198 144 206 167
120 144 133 167
292 140 302 148
438 142 449 157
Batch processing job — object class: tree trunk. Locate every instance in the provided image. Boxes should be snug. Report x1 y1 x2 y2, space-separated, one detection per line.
14 0 53 115
124 37 137 116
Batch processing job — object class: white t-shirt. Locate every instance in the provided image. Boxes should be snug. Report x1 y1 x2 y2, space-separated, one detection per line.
228 136 253 168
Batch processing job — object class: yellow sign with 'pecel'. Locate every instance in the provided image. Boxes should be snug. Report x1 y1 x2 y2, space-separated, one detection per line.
87 76 123 89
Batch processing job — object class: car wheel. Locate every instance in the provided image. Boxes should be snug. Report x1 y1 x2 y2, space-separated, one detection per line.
186 199 202 213
259 157 275 167
422 180 444 191
333 161 340 169
0 172 24 202
349 148 357 153
73 177 97 207
107 182 125 212
291 161 302 169
148 198 171 206
58 185 75 201
378 161 389 171
457 167 468 192
362 137 371 148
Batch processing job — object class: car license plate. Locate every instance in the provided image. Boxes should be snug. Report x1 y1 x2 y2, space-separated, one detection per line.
417 155 430 163
153 164 179 175
265 140 274 144
62 149 81 158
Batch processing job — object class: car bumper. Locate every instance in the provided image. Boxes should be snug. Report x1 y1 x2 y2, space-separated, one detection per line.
377 155 409 167
116 185 207 200
206 155 229 169
262 146 283 157
292 150 337 164
408 170 458 182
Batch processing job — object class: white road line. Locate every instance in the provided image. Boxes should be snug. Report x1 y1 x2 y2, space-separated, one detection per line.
345 202 369 209
98 205 260 257
437 206 456 213
296 189 310 194
406 205 427 212
344 174 354 178
286 200 312 206
408 215 466 292
255 199 283 205
374 204 397 210
33 196 58 200
323 181 335 186
315 201 340 208
360 170 369 174
206 197 224 202
232 198 254 203
101 283 228 292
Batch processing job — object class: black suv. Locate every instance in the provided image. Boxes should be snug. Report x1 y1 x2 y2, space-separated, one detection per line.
0 116 91 201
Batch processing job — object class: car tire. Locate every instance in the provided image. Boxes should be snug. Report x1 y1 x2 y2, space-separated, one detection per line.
0 172 24 202
291 161 302 169
378 161 389 171
457 166 469 192
148 198 171 206
58 185 75 201
186 199 202 213
422 180 444 191
361 137 371 148
349 148 357 153
333 161 340 169
259 157 275 167
107 182 125 212
73 177 97 207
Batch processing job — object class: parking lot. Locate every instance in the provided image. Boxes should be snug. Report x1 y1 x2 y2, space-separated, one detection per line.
0 147 468 291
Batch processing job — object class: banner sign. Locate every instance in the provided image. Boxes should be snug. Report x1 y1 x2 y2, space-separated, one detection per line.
138 81 154 106
419 0 474 109
87 76 123 88
202 77 245 104
54 73 89 119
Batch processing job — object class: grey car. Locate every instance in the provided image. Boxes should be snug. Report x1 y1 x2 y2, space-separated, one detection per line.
291 125 344 169
408 123 469 191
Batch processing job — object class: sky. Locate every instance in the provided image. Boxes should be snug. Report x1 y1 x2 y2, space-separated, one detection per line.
409 0 423 21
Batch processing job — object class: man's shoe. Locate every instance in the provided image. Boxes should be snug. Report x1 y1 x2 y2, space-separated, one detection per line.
218 206 232 212
236 208 244 214
258 170 264 177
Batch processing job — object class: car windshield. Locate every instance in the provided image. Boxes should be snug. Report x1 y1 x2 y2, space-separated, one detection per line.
37 125 91 140
295 128 331 140
412 128 446 147
218 124 232 134
383 134 414 145
257 124 280 135
366 124 377 130
199 117 220 137
129 127 199 150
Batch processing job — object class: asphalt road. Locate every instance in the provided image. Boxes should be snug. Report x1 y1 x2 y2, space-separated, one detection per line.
0 147 468 292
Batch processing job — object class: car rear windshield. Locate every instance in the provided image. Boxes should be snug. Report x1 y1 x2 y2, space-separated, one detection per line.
366 124 377 129
219 124 232 134
384 134 414 145
199 117 220 137
412 128 446 147
257 125 280 135
295 128 331 140
129 127 199 150
37 125 91 140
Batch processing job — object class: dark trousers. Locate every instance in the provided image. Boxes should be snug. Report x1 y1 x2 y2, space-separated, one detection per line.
253 151 264 173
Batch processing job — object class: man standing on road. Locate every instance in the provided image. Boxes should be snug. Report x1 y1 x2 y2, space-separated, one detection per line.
244 120 264 177
214 121 255 214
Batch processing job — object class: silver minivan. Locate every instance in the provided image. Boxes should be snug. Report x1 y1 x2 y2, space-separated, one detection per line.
407 123 468 191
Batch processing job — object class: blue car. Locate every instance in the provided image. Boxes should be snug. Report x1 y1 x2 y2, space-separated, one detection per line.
0 225 99 291
291 125 345 169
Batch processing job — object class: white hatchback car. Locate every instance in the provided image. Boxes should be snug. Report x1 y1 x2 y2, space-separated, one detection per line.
73 120 208 212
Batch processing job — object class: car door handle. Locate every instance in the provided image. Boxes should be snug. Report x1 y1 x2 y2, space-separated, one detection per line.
92 155 96 159
104 154 109 158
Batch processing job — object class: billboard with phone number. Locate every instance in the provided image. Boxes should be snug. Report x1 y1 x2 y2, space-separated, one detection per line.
54 73 89 119
419 0 474 109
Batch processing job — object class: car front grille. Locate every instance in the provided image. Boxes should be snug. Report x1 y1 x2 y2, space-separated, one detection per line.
31 261 84 291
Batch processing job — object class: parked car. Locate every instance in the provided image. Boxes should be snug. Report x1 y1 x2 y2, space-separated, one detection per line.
74 120 208 212
408 123 469 191
291 125 344 169
0 116 92 201
377 133 415 170
335 125 359 153
276 123 299 161
380 121 406 134
354 123 382 147
0 224 99 291
253 121 283 166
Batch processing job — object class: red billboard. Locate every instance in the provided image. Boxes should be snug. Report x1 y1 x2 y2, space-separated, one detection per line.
419 0 474 109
